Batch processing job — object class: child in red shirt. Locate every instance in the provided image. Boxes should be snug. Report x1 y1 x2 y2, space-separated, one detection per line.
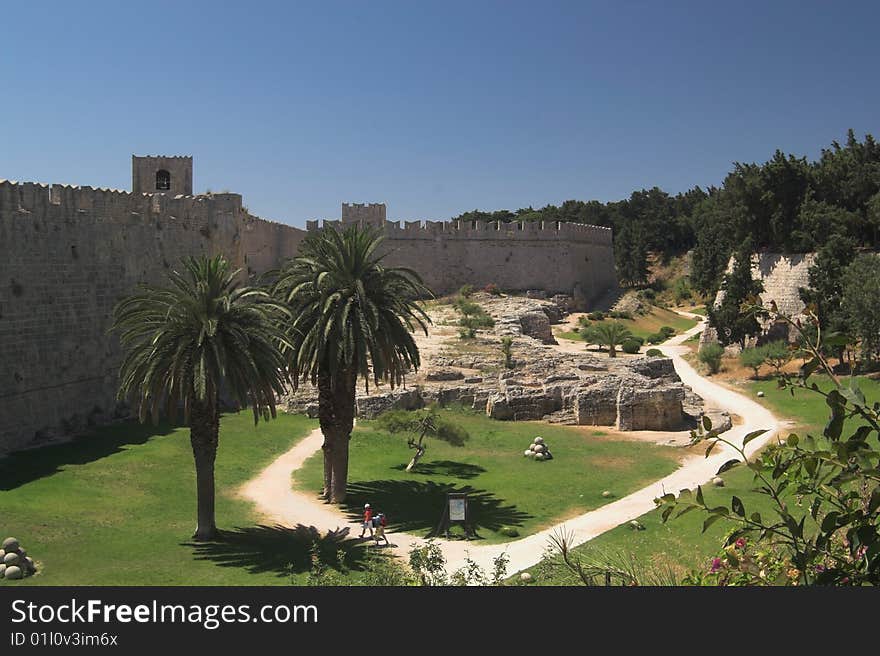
359 503 373 538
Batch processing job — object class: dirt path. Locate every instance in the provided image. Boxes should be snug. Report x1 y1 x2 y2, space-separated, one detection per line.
239 310 781 577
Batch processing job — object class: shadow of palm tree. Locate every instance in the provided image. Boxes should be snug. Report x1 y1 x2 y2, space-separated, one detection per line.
184 524 369 576
342 480 531 540
0 420 177 491
389 460 487 479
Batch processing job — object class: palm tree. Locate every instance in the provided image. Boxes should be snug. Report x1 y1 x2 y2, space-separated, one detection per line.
583 321 632 358
111 255 290 541
274 225 432 503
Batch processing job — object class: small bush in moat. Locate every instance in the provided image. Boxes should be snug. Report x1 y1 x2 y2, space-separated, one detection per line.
698 343 725 374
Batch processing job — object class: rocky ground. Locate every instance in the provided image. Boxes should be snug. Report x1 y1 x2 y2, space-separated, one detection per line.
280 292 730 437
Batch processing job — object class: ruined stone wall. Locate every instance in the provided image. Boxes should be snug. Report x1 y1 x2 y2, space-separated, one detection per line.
700 252 816 348
0 181 246 454
306 218 617 302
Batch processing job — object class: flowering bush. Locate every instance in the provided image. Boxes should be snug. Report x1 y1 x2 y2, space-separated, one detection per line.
657 306 880 586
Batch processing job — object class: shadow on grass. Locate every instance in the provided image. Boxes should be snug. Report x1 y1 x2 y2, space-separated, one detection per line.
0 420 177 491
184 524 370 577
390 460 486 480
342 480 531 540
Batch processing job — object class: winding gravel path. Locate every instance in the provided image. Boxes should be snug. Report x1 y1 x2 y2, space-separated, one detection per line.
239 311 781 574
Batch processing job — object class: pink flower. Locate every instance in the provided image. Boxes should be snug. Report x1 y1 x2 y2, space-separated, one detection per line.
710 557 723 573
735 538 746 549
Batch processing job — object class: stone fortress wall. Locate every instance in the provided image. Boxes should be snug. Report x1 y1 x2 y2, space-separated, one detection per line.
0 157 615 455
308 202 616 301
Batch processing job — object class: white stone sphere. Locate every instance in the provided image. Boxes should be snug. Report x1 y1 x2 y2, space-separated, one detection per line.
757 391 765 397
534 444 545 453
523 450 532 457
712 476 725 487
602 490 612 498
535 452 545 460
534 436 544 445
4 565 22 580
520 572 533 583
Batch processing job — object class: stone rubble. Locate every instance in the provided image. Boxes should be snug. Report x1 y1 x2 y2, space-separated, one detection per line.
280 293 729 434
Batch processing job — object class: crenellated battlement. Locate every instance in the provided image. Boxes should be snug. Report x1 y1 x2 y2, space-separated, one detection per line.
0 179 241 222
304 215 612 245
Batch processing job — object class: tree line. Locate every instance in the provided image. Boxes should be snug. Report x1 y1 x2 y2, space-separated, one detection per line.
452 129 880 291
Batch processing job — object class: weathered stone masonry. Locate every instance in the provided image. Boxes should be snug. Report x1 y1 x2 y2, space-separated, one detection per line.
0 159 615 455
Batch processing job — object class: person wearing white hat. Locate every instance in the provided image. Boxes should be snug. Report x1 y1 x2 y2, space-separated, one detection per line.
359 503 374 538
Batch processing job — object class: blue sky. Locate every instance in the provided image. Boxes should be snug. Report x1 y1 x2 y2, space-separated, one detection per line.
1 1 878 227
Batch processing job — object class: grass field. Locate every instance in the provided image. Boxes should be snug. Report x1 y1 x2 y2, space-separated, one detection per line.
293 409 682 543
0 412 335 586
556 306 699 342
526 374 880 583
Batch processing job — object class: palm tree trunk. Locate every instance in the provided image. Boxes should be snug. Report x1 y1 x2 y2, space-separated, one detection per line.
317 369 356 504
190 394 219 541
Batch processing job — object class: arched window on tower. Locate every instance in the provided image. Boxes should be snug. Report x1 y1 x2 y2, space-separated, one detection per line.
156 169 171 191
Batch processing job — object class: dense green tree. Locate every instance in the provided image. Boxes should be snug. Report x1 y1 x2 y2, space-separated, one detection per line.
708 244 765 349
841 254 880 364
112 255 291 540
274 226 432 503
614 221 649 286
799 233 856 340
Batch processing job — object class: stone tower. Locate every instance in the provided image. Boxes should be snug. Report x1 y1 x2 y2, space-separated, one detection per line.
341 202 386 227
132 155 193 195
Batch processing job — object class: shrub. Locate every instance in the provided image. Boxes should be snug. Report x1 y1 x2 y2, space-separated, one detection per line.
631 335 645 345
458 284 474 298
484 283 501 296
646 332 666 344
659 326 676 337
759 339 793 375
739 347 765 379
640 288 656 301
698 343 725 374
588 311 605 321
459 327 476 339
672 277 692 304
621 339 641 354
646 348 663 357
609 310 633 320
578 315 592 328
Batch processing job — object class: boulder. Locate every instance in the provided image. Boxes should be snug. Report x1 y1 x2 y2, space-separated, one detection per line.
356 389 423 419
4 552 20 566
617 380 684 431
2 538 19 552
425 368 465 382
4 565 22 580
519 311 557 345
574 382 619 426
626 357 679 380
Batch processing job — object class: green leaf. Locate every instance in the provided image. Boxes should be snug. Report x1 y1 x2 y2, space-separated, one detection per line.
749 511 762 524
705 440 718 457
731 496 745 517
743 429 768 447
820 511 839 533
717 459 740 475
702 415 713 431
702 514 725 533
695 485 705 506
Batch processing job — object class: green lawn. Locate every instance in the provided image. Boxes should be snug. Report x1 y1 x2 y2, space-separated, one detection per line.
526 374 880 583
556 306 699 342
0 412 351 586
293 409 682 543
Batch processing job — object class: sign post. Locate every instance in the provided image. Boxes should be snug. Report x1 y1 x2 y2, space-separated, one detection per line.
433 492 472 539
